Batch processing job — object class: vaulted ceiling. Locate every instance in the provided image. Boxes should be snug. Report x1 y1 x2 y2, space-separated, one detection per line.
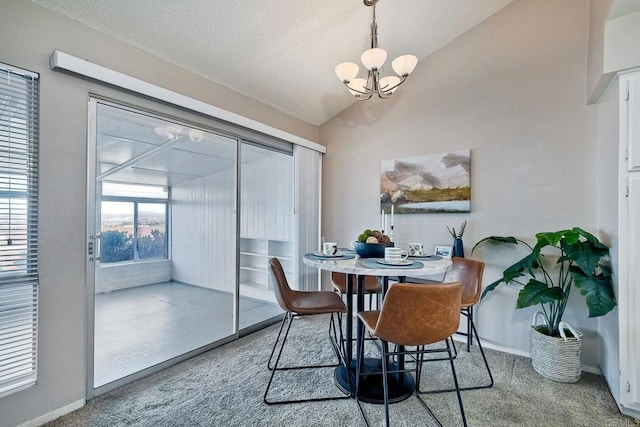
32 0 516 126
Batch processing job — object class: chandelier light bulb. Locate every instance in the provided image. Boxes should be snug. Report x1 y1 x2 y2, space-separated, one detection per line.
335 62 360 82
391 55 418 76
379 75 401 94
347 78 368 96
361 48 387 70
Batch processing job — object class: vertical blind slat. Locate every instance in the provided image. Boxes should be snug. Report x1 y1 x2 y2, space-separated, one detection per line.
0 63 39 398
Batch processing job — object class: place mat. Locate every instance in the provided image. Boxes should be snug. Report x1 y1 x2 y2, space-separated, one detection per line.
304 252 356 261
360 258 424 269
408 254 443 260
376 259 413 266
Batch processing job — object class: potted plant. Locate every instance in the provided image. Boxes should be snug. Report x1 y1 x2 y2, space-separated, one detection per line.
472 227 616 382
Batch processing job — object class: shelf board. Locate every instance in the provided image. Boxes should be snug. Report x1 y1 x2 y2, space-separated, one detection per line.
240 266 268 273
240 251 268 257
240 281 270 290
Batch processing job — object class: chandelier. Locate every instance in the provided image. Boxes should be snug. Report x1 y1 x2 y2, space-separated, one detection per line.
335 0 418 100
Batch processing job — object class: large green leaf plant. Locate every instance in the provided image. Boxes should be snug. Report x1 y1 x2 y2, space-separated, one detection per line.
473 227 616 337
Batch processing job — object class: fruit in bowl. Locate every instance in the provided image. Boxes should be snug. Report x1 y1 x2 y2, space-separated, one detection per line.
357 229 391 244
354 229 392 258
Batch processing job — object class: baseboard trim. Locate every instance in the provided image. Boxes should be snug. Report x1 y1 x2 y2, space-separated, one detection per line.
451 336 602 375
17 399 85 427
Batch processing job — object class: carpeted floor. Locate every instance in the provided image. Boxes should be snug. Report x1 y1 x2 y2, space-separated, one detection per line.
46 315 632 426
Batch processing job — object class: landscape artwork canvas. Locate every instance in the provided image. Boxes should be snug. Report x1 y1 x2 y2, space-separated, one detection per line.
380 150 471 214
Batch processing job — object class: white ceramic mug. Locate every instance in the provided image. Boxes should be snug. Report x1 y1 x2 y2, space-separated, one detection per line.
384 247 408 264
322 242 338 256
408 243 423 256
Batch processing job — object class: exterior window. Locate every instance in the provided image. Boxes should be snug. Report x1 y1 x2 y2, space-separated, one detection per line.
0 63 39 397
100 183 167 263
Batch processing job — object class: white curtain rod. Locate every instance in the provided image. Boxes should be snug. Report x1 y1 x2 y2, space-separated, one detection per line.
49 49 326 154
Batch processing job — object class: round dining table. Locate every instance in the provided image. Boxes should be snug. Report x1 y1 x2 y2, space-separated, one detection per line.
303 252 452 404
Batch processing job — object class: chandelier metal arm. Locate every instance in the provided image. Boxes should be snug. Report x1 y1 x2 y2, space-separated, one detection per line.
379 74 408 94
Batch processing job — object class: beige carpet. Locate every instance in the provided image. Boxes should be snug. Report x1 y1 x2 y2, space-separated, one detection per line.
46 315 632 426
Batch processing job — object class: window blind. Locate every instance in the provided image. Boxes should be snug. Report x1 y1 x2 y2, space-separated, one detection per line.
0 63 39 398
293 145 322 291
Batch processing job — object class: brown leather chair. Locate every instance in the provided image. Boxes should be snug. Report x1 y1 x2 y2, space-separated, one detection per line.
331 272 382 345
331 272 382 307
264 257 350 405
419 257 493 393
356 282 467 427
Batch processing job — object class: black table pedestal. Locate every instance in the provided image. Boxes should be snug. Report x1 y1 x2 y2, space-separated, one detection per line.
334 358 415 404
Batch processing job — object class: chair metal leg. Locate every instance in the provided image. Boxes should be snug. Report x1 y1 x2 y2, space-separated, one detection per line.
264 312 350 405
445 339 468 427
418 315 493 393
336 291 379 355
381 342 391 427
466 307 473 352
414 347 444 427
266 313 289 371
355 321 370 427
268 313 341 371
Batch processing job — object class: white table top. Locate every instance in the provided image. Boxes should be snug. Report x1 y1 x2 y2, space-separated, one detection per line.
303 254 451 277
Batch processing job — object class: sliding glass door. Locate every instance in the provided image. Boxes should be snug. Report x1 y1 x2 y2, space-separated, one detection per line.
88 98 293 393
90 100 239 389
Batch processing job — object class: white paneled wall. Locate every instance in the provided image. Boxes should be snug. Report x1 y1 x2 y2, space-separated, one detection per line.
240 154 293 240
171 151 293 295
171 168 237 292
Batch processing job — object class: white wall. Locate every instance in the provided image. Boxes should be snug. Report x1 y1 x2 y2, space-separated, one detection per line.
587 0 614 101
240 153 293 241
172 169 236 293
95 260 171 293
321 0 602 368
171 152 293 294
0 1 319 426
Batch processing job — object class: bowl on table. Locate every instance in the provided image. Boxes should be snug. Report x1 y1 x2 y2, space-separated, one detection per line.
353 241 394 258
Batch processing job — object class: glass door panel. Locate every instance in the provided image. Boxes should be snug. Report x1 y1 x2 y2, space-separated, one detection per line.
92 100 238 388
239 143 292 329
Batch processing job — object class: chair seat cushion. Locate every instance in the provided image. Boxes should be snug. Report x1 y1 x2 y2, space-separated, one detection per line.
290 291 347 315
358 310 381 334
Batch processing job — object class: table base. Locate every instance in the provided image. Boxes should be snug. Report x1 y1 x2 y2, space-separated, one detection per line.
334 358 415 404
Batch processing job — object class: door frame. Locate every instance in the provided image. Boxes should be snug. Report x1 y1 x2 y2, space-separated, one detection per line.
85 95 248 398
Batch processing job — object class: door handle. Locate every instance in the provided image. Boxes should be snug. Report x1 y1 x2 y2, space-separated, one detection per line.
88 234 101 262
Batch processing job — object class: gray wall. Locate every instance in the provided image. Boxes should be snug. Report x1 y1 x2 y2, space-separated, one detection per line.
0 1 318 426
320 0 602 367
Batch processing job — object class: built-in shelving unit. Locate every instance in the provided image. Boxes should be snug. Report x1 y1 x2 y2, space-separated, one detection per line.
240 238 293 302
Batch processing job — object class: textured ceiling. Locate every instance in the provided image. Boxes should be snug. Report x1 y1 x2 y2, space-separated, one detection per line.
32 0 515 126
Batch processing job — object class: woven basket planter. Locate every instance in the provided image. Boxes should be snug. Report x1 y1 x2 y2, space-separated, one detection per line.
530 312 583 383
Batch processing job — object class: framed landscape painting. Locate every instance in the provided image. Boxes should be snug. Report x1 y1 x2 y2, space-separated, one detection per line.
380 150 471 214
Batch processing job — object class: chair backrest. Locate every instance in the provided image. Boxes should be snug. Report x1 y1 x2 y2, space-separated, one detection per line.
443 257 485 307
331 272 378 287
373 282 462 347
269 257 295 312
